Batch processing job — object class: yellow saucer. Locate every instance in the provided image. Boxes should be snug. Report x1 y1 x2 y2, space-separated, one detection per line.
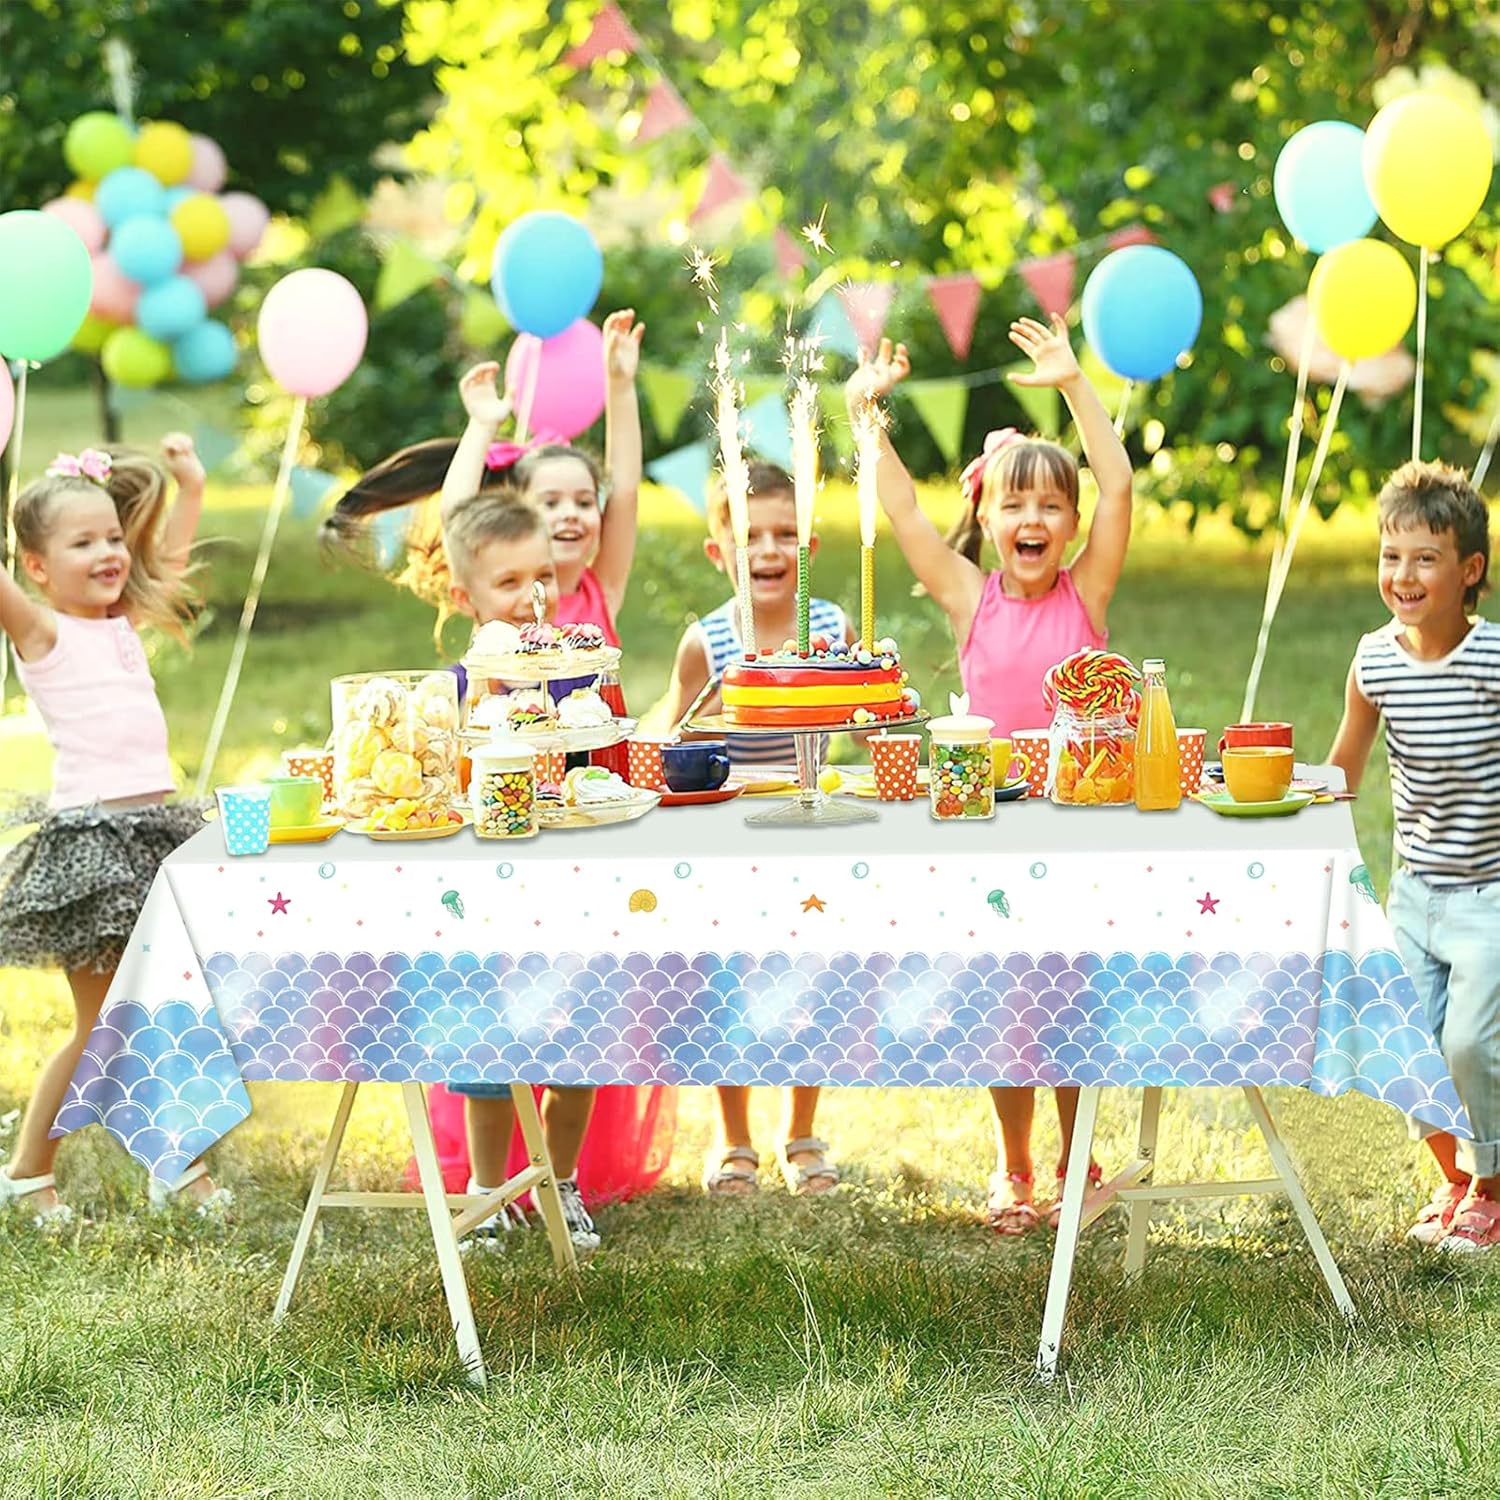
268 817 344 845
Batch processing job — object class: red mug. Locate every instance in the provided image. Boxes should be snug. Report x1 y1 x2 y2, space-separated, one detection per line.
1218 721 1293 754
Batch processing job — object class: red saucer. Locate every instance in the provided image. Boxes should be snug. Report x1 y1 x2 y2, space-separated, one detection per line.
658 784 745 807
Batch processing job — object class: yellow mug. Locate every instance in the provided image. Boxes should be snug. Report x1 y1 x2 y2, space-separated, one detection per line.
990 737 1033 789
1222 745 1294 803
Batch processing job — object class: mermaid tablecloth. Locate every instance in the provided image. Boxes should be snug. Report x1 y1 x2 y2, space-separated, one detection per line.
58 776 1470 1181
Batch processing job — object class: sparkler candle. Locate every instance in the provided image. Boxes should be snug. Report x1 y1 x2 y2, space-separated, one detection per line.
712 332 756 655
789 375 820 654
853 400 882 649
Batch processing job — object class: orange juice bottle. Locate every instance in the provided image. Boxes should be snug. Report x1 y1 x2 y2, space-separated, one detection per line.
1134 658 1181 811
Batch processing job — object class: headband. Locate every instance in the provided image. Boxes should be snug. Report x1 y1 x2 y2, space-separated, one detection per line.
46 449 113 485
484 433 562 472
958 428 1024 510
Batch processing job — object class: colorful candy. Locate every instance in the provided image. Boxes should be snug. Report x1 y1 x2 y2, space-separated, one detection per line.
474 766 537 839
1043 649 1141 722
929 742 994 820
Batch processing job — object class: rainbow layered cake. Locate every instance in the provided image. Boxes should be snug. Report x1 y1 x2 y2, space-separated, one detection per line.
722 635 913 727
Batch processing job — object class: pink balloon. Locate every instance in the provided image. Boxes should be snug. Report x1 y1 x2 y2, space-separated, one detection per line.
221 191 269 258
186 134 228 193
0 360 13 454
42 196 107 254
257 267 367 397
504 318 606 440
89 251 139 323
185 250 239 309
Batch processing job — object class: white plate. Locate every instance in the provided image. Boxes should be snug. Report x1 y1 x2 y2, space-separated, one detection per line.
536 792 660 829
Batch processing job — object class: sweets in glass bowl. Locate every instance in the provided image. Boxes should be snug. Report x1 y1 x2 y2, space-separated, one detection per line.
331 671 459 821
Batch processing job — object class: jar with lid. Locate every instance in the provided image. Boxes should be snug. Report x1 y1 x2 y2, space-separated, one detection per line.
926 694 997 820
1048 707 1135 805
470 734 539 839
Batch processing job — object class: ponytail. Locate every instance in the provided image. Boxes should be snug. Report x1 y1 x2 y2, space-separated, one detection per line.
319 437 460 562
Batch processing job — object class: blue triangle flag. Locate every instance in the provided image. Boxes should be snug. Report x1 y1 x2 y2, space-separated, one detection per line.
741 392 794 469
645 439 715 514
805 291 861 361
191 423 239 475
372 508 409 569
290 466 340 520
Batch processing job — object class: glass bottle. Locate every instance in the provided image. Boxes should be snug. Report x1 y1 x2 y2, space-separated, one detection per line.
1134 658 1181 811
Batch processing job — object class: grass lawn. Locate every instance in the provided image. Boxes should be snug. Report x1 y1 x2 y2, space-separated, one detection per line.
4 388 1499 1493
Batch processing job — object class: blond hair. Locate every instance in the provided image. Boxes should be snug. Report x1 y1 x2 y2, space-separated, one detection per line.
13 449 197 640
1378 460 1491 609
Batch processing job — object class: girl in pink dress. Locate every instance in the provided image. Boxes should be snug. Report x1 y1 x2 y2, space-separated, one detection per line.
847 315 1134 1237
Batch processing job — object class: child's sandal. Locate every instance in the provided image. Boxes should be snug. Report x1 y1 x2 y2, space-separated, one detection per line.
986 1171 1041 1236
1407 1180 1467 1247
1046 1160 1105 1230
704 1146 760 1197
147 1161 235 1218
779 1137 840 1196
1439 1194 1500 1254
0 1165 74 1230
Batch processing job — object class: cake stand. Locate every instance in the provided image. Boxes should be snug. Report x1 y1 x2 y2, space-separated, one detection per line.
686 711 928 827
462 647 628 756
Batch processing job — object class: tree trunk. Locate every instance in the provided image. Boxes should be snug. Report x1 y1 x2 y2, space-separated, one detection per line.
93 359 121 444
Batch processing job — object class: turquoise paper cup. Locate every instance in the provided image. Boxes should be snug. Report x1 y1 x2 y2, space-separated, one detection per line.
216 784 272 856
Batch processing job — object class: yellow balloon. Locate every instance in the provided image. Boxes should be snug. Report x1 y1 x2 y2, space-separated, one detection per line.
1309 239 1417 362
1363 93 1494 248
65 179 96 201
71 314 118 355
170 194 231 260
134 120 194 185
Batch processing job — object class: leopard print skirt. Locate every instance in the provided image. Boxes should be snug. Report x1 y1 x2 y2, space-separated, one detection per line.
0 799 206 975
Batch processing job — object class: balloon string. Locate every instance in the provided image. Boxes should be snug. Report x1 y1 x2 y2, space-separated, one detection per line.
1 362 31 709
1270 310 1317 585
1473 403 1500 494
194 395 308 795
1241 362 1350 723
1412 251 1428 463
1112 380 1134 437
514 344 541 445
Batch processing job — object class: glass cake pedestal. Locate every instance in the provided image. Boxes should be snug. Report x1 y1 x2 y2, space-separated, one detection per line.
687 711 928 827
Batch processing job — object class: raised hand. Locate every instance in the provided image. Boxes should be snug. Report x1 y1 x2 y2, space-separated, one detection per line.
457 361 512 428
845 337 911 412
603 308 645 386
159 431 204 488
1007 314 1082 389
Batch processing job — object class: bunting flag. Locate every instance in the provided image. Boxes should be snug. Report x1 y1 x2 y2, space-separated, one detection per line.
1108 225 1157 250
646 439 714 513
805 291 861 360
741 391 794 469
742 374 781 404
461 288 510 347
564 2 639 67
375 239 442 313
307 175 365 239
639 364 696 440
817 385 854 459
372 508 410 569
1207 182 1239 214
636 79 692 143
838 281 897 355
774 226 806 279
904 379 970 465
1004 362 1062 437
1019 251 1076 319
691 154 751 224
290 466 340 520
926 273 982 360
191 423 239 475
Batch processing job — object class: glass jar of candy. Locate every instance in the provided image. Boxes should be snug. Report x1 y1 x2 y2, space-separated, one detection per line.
331 671 459 822
470 735 539 839
926 706 997 820
1049 708 1135 805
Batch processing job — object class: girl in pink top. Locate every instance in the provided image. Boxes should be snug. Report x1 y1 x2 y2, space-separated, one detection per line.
848 314 1133 1239
0 437 228 1226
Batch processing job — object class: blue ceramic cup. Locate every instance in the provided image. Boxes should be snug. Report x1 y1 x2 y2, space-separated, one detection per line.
661 740 731 793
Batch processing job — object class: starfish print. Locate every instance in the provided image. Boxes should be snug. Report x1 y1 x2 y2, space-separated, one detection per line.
801 893 827 913
1198 892 1219 914
268 892 290 915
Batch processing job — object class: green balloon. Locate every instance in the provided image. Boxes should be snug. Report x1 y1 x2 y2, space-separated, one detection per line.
64 111 135 180
101 327 172 388
0 210 95 361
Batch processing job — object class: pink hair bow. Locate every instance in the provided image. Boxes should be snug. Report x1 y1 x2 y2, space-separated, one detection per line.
484 433 561 472
46 448 113 484
958 428 1023 508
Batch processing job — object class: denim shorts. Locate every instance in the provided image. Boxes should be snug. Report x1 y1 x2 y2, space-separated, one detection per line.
1388 867 1500 1177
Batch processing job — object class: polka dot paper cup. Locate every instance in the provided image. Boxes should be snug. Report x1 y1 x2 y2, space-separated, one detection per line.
532 747 567 789
1010 730 1052 799
869 733 922 800
1177 728 1206 794
282 750 335 808
626 737 670 791
215 785 272 856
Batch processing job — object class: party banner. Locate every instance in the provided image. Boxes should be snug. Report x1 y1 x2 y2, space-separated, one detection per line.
640 364 697 440
289 465 339 520
375 240 442 313
1005 361 1061 436
691 154 751 224
372 508 409 569
839 281 897 355
645 438 714 512
818 385 854 458
461 288 510 347
905 379 969 465
564 2 639 66
307 175 365 240
1020 250 1077 319
774 226 806 279
741 391 794 469
806 290 862 360
926 273 982 360
636 79 693 143
191 423 239 475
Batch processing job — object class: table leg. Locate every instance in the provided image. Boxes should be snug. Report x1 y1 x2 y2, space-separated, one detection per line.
1123 1086 1162 1282
273 1080 358 1326
1242 1087 1356 1321
1036 1084 1102 1382
402 1082 487 1387
509 1083 579 1276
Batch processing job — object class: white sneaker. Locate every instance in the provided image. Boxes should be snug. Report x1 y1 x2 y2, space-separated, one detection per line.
0 1163 74 1230
554 1177 600 1254
459 1178 528 1255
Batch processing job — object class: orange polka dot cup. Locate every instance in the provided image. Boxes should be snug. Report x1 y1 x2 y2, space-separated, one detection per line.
1176 728 1206 795
626 737 671 791
532 748 567 789
282 750 334 809
1010 729 1052 799
869 733 922 801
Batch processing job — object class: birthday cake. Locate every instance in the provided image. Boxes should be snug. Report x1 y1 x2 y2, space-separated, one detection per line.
722 635 914 727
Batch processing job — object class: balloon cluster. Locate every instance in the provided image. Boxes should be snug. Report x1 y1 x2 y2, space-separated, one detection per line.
490 211 606 440
45 112 269 387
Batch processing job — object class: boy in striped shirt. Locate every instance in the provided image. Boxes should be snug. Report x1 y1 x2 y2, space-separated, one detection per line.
1329 460 1500 1252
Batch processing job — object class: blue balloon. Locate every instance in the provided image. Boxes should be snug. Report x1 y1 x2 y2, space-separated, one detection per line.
111 216 183 286
1081 245 1203 382
138 276 207 341
164 185 196 212
1273 121 1377 253
95 166 167 228
172 319 237 383
489 211 602 338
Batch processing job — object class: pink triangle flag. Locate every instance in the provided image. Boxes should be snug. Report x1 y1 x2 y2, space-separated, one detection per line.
925 273 982 360
1207 181 1238 214
690 154 751 224
1108 225 1157 250
838 281 896 354
1019 251 1076 318
564 3 640 67
636 79 693 143
774 226 806 279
